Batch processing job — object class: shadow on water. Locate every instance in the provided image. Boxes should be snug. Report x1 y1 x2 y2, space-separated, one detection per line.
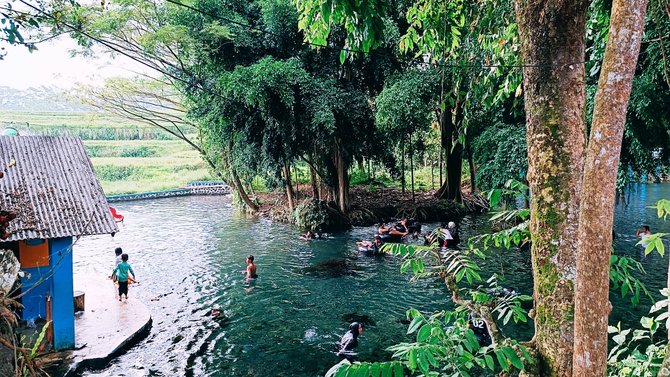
298 258 360 277
71 184 670 376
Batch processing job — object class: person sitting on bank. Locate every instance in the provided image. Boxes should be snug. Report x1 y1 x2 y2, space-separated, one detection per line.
241 255 258 280
337 322 363 361
636 225 652 247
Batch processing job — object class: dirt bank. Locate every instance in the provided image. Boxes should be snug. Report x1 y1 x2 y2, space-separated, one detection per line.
255 186 488 231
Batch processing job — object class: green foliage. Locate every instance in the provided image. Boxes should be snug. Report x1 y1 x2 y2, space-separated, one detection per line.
472 123 527 191
637 200 670 256
609 255 652 306
95 165 145 181
0 0 43 58
120 145 157 157
16 320 51 376
386 309 529 375
607 290 669 376
376 231 533 375
294 0 387 56
375 69 437 139
293 198 351 232
608 199 670 375
333 361 404 377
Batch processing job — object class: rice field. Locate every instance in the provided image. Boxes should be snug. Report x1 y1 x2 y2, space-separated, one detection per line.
2 111 213 195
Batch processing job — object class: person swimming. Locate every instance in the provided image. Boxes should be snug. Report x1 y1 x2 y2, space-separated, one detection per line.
357 236 384 255
241 255 258 279
337 322 363 361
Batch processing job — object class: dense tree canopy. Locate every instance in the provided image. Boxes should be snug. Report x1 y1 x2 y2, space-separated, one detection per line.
5 1 670 374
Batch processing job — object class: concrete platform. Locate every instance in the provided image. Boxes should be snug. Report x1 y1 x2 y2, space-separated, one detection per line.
64 274 152 376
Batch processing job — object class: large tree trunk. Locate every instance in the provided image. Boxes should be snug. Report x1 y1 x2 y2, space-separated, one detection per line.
435 105 463 202
401 143 406 194
333 138 350 213
439 148 443 190
435 144 463 201
284 164 296 211
310 165 319 199
231 167 259 212
466 139 476 194
410 134 415 202
573 1 647 375
514 1 590 375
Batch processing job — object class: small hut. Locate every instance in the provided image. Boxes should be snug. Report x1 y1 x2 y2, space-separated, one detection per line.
0 135 118 350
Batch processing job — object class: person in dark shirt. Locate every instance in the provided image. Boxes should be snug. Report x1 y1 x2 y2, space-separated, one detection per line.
468 313 491 346
337 322 363 361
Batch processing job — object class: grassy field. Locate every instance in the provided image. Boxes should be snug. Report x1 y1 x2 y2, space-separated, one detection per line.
87 140 213 195
2 111 174 140
2 111 212 195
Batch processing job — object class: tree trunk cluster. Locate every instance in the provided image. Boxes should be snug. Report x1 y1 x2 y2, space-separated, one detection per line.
514 0 648 375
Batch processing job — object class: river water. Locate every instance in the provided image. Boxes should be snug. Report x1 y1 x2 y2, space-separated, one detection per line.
72 184 670 377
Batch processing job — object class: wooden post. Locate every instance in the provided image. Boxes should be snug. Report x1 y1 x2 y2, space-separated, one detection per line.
74 291 85 312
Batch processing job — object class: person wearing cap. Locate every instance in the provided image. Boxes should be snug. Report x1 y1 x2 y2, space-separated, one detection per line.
337 322 363 361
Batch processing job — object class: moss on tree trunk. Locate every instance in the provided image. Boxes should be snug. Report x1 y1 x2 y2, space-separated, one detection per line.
514 0 590 374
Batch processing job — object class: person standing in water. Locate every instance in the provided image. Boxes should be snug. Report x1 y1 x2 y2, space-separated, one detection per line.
636 225 652 247
111 253 136 302
337 322 363 361
114 247 123 267
241 255 258 280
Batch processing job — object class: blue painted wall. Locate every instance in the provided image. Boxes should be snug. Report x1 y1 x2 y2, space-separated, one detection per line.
50 237 74 350
17 237 75 350
19 263 51 320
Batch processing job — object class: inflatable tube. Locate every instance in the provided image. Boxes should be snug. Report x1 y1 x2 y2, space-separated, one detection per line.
379 234 402 243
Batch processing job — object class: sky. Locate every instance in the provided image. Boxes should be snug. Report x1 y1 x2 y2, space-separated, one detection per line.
0 37 154 90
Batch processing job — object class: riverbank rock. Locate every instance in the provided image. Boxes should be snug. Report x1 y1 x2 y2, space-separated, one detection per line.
293 199 351 232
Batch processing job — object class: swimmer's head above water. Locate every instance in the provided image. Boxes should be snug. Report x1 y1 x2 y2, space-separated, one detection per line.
349 322 363 336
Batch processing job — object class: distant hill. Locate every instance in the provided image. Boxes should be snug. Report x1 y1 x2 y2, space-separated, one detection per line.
0 86 93 112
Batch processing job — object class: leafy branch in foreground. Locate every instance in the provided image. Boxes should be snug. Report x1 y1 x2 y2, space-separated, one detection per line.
334 230 533 376
607 289 669 376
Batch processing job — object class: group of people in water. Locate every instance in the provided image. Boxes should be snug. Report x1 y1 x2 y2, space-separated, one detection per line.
355 218 461 256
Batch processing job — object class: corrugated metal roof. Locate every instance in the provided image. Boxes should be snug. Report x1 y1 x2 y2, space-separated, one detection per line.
0 136 118 241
